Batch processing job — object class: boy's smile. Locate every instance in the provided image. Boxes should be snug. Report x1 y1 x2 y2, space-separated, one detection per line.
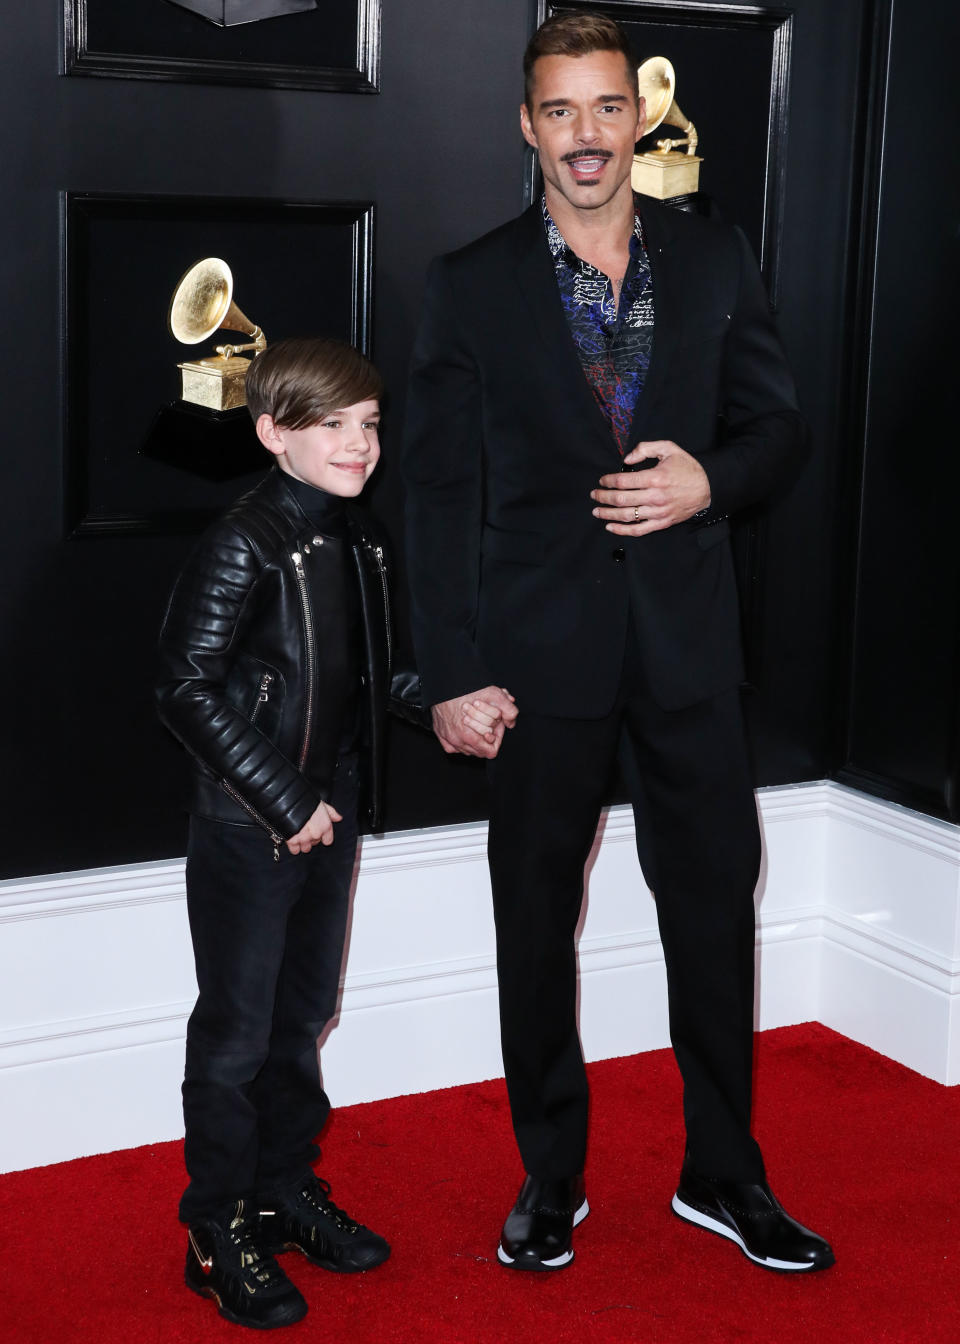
257 399 381 497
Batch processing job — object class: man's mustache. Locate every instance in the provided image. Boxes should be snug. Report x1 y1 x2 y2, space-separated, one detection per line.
560 149 614 163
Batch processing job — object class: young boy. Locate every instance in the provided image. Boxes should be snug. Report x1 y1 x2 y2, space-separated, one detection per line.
156 337 427 1329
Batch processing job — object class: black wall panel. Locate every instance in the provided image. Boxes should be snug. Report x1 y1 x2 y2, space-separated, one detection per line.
0 1 952 879
837 0 960 819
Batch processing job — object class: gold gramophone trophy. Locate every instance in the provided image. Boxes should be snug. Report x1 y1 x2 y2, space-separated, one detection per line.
632 57 703 200
168 258 267 412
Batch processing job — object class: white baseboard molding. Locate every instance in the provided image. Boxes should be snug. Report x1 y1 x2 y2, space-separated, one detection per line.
0 781 957 1173
818 785 960 1085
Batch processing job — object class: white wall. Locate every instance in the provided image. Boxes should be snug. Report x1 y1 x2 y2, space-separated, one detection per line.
1 781 957 1174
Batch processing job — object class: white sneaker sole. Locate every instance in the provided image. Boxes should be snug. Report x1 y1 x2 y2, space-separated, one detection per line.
671 1194 816 1271
497 1198 590 1269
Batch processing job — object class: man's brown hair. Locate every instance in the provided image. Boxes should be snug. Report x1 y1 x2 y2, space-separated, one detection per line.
245 336 383 430
523 11 638 109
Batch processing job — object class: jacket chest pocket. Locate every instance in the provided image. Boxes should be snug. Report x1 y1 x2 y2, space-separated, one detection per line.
226 655 285 739
674 315 731 353
249 669 275 725
248 663 286 742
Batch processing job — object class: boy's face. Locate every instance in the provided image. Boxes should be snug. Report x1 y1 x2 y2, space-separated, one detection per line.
257 399 381 497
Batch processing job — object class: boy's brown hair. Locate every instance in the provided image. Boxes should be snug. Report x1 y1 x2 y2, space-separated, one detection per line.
245 336 383 431
523 11 638 109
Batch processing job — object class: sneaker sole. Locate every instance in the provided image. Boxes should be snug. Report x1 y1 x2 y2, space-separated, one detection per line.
185 1273 308 1329
671 1194 832 1273
497 1198 590 1271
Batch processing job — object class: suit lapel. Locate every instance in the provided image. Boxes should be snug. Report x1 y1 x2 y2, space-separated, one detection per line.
512 205 620 463
510 198 688 462
625 198 684 449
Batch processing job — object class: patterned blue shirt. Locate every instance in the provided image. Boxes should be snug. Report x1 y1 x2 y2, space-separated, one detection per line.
543 196 654 455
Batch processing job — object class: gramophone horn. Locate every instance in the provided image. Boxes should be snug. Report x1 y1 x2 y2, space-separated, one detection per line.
636 56 696 149
168 257 260 345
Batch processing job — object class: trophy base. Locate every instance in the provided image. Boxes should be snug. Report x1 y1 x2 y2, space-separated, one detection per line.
141 401 266 482
166 1 318 28
631 151 703 200
178 355 253 411
661 191 714 218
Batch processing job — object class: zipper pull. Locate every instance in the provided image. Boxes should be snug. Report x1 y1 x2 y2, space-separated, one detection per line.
258 671 273 704
272 834 281 862
292 551 304 573
373 544 385 570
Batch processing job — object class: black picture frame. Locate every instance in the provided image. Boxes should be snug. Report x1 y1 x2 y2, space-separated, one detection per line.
62 0 381 93
63 191 375 537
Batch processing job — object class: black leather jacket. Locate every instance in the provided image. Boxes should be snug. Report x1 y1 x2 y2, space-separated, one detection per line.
156 468 422 842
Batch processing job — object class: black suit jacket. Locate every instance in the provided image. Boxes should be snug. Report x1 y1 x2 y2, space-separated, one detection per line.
402 198 806 715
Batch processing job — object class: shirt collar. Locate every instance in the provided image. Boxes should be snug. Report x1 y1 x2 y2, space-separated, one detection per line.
542 194 645 266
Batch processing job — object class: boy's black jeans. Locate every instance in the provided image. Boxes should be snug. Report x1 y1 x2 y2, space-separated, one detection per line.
179 756 359 1224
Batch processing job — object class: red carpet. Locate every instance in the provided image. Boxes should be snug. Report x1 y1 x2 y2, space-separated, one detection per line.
5 1024 958 1342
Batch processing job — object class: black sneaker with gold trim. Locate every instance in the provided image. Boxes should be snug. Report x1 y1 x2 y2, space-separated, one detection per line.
259 1175 390 1273
185 1199 308 1329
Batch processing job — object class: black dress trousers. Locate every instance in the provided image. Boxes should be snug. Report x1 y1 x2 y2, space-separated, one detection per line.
485 627 765 1186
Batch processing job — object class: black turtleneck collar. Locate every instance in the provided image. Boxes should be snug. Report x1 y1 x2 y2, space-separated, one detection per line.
283 472 349 538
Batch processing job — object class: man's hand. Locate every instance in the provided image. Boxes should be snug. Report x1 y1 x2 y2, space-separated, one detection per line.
432 686 518 759
286 800 343 855
590 439 711 537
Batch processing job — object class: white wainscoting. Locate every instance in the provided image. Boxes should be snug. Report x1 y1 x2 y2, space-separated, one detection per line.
1 782 957 1174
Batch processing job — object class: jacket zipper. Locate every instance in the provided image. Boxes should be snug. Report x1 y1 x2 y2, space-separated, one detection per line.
249 671 274 725
221 781 283 862
371 544 392 666
291 551 317 770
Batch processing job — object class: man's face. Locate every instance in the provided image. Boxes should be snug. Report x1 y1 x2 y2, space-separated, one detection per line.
521 49 646 216
258 399 381 496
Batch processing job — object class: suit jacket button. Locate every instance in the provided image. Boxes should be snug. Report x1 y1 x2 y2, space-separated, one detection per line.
612 547 626 562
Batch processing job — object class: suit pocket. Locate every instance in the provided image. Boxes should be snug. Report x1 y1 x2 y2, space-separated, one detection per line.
695 518 731 550
675 317 731 351
480 525 546 566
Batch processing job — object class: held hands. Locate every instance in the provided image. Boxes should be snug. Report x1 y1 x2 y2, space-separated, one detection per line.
590 440 711 537
286 800 343 855
431 686 519 759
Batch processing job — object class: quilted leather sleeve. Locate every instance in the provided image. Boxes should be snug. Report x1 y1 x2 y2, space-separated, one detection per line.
389 663 431 729
156 522 320 841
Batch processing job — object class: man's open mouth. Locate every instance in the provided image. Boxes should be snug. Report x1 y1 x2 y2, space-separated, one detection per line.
562 151 613 183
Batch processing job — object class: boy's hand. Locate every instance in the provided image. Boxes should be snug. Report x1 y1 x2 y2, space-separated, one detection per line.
461 695 508 745
432 687 518 759
286 801 343 855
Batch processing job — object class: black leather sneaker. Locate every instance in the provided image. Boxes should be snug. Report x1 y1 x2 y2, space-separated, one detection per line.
185 1199 308 1329
498 1174 589 1271
672 1154 835 1272
259 1175 390 1273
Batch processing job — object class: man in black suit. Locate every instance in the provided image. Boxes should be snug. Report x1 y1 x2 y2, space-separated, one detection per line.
402 11 833 1274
